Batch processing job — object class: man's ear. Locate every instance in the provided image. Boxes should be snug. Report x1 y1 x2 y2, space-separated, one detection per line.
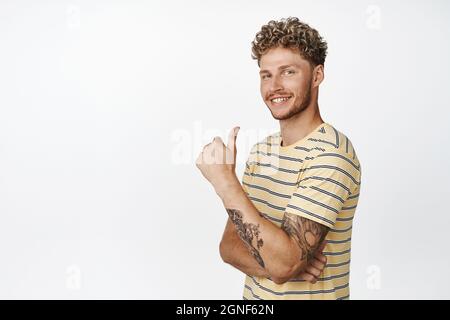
312 64 324 88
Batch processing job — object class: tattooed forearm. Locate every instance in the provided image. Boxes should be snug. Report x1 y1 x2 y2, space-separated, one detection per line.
281 213 328 263
226 208 265 268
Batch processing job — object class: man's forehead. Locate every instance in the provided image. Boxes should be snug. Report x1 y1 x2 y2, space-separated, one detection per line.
259 62 302 73
259 48 305 71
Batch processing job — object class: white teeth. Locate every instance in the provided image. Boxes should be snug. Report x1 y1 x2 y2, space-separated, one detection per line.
271 97 290 103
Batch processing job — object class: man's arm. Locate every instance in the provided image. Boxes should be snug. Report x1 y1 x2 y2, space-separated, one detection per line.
220 213 329 283
281 212 329 267
216 177 328 285
219 217 270 278
196 127 329 284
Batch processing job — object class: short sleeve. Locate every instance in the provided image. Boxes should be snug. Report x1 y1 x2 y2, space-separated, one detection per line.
285 151 361 229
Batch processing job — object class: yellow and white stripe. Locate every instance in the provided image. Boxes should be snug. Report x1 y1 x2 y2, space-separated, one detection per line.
242 122 361 300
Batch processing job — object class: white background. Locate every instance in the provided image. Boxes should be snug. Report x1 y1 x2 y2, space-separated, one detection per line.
0 0 449 299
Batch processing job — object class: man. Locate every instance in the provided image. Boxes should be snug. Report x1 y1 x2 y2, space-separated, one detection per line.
196 17 361 300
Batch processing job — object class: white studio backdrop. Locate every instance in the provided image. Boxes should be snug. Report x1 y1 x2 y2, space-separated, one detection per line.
0 0 449 299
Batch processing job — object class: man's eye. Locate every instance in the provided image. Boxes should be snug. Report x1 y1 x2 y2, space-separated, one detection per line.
261 74 270 80
284 70 295 75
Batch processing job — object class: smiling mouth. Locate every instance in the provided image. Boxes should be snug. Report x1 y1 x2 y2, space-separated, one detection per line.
270 96 292 105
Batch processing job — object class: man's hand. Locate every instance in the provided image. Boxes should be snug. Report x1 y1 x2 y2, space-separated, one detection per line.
196 126 240 194
291 241 328 284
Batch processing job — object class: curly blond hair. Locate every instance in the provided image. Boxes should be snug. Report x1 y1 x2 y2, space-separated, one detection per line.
251 17 328 67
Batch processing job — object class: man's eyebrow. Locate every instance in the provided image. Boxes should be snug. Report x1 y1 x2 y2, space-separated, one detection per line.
259 64 299 74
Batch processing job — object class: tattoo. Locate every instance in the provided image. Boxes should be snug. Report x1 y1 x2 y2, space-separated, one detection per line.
226 208 265 268
281 213 328 263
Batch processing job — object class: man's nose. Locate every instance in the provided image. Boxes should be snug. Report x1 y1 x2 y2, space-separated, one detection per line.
269 74 283 92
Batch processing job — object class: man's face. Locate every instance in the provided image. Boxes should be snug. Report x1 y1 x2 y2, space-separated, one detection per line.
259 46 314 120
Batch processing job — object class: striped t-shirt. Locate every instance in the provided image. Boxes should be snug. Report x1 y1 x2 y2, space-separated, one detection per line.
241 122 361 300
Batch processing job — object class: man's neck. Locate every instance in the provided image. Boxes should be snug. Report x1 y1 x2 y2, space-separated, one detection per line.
279 103 324 147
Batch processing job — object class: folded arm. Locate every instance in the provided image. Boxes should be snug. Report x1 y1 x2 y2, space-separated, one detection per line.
216 176 329 285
